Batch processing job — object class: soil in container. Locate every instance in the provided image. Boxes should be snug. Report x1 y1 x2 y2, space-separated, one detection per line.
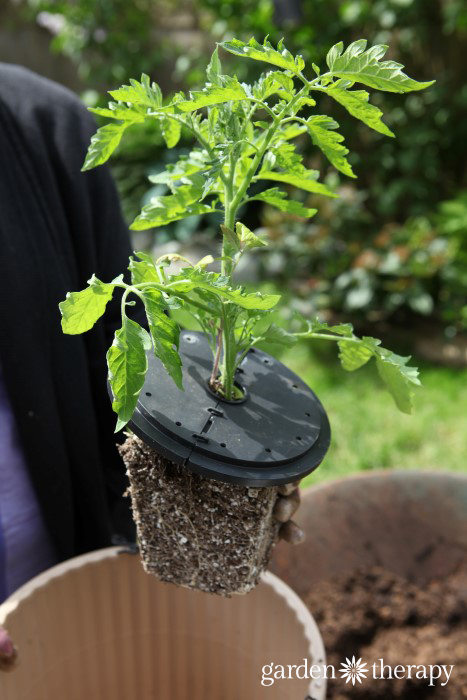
119 434 280 595
305 565 467 699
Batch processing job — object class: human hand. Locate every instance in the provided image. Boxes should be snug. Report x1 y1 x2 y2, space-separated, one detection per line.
0 625 18 672
273 481 305 545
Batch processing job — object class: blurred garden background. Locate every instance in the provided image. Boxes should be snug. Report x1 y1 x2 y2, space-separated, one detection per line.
2 0 466 482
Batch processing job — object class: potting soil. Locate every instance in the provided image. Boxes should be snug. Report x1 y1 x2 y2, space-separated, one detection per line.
305 565 467 699
119 434 280 595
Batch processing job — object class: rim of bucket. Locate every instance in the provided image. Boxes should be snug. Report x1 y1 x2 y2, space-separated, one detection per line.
299 468 467 500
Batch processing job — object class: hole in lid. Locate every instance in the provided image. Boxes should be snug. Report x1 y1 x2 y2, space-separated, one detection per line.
292 384 298 389
263 359 270 364
305 412 311 417
145 392 152 397
265 447 271 453
220 442 226 448
175 421 181 427
296 436 302 441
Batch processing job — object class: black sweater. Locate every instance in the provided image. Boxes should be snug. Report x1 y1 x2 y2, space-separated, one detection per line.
0 64 136 561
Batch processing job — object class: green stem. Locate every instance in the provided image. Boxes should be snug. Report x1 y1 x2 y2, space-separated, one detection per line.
228 83 311 217
120 287 131 319
215 81 322 399
219 305 236 399
294 331 360 343
210 322 223 386
215 148 240 398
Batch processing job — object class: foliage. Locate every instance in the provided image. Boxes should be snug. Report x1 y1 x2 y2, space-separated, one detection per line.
256 191 467 330
24 0 170 87
196 0 466 330
25 2 466 294
59 37 431 429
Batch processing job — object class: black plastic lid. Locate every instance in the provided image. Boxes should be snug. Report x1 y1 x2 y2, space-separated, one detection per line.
128 331 331 486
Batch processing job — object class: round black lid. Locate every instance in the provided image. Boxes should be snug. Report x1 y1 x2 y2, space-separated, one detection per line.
129 331 331 486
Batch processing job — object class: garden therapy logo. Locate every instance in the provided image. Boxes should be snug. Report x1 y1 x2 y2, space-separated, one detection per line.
261 658 454 687
339 656 368 685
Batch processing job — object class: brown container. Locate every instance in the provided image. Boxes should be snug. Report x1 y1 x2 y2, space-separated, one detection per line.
0 546 327 700
271 470 467 597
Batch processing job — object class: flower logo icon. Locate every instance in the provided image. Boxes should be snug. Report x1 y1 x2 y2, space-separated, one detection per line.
340 656 368 685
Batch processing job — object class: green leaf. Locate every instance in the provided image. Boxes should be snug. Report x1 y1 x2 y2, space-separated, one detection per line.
271 71 295 94
236 221 267 250
59 275 114 334
195 254 215 267
300 318 421 412
220 224 241 260
326 40 435 93
261 323 297 347
295 96 317 109
253 71 295 100
269 142 303 173
375 350 421 414
251 188 317 218
161 117 181 148
141 288 183 390
279 123 308 141
148 151 207 185
255 170 338 198
306 319 355 337
82 123 127 170
327 86 395 137
88 104 145 123
129 254 160 285
306 115 356 178
338 337 379 370
206 46 222 85
169 268 280 311
107 317 151 431
169 78 247 112
108 74 163 108
220 37 305 75
130 185 217 230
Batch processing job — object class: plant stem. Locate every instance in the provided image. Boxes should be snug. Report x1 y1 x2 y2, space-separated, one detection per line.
293 331 360 344
215 83 320 398
210 323 223 386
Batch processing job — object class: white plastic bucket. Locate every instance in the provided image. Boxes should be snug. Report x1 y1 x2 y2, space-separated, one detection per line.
0 546 326 699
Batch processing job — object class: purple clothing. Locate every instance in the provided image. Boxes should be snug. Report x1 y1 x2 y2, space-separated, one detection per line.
0 368 57 601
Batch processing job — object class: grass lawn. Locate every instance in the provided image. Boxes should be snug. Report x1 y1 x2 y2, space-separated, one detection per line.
280 342 467 487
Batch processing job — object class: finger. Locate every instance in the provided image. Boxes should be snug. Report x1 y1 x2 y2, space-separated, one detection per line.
0 627 18 672
279 520 306 545
273 489 300 523
278 480 301 496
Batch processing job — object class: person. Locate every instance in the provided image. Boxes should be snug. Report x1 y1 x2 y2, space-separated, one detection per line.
0 64 302 668
0 63 141 602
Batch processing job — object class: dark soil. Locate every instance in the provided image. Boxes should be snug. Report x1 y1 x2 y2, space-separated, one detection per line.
305 566 467 699
119 434 279 596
